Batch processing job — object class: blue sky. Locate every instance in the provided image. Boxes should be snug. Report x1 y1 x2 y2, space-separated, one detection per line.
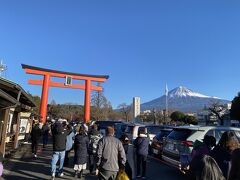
1 0 240 108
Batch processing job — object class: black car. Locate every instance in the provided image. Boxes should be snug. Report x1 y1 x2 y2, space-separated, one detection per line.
150 128 172 157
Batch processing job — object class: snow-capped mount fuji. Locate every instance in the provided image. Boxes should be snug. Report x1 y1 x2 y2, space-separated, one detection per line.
141 86 230 112
168 86 217 98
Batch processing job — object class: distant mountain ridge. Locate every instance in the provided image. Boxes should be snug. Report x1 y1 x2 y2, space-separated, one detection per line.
141 86 230 112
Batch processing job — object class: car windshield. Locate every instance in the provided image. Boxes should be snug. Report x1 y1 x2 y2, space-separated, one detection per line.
167 129 196 141
125 126 134 134
95 121 119 129
156 130 171 140
147 126 162 134
120 124 128 132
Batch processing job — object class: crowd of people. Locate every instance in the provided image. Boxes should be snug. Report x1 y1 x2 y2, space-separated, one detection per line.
187 131 240 180
30 118 150 180
30 117 240 180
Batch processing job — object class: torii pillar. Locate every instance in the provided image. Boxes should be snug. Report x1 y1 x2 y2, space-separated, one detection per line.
22 64 109 123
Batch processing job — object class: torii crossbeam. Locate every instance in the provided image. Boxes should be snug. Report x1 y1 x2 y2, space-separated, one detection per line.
22 64 109 123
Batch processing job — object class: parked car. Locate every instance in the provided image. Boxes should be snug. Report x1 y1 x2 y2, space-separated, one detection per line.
114 122 129 138
94 120 123 136
162 125 240 170
124 123 146 142
125 123 169 144
145 124 169 145
150 127 173 157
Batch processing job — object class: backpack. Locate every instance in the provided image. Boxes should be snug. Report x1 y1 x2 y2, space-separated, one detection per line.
89 134 102 154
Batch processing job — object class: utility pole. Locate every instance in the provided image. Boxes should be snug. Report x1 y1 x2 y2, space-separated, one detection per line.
165 82 168 123
153 108 156 124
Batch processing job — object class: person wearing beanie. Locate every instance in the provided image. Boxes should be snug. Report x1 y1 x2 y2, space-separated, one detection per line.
96 126 126 180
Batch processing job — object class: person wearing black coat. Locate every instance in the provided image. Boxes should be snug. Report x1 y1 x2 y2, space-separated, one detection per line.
133 128 150 179
51 121 71 179
31 122 42 157
73 126 89 178
42 123 50 148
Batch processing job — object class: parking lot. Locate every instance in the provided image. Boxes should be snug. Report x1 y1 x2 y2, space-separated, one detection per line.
3 144 185 180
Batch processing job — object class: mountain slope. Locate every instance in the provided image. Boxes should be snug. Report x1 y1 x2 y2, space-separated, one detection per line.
141 86 230 112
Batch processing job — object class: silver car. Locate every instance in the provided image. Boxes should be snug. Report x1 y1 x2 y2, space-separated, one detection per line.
162 125 240 170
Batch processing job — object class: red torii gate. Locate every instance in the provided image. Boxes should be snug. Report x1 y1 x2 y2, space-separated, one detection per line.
22 64 109 123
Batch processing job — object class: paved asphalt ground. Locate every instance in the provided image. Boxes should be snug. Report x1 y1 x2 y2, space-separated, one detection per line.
3 144 185 180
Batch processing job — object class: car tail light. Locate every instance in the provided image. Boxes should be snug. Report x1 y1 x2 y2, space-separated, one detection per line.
182 141 193 147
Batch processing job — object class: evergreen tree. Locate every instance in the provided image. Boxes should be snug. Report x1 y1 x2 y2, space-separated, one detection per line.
184 115 197 125
170 111 185 122
27 93 41 115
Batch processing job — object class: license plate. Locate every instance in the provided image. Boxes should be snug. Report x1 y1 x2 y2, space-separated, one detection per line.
153 149 158 154
168 144 174 150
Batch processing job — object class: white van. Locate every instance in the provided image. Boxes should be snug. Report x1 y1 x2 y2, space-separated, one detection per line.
125 123 166 144
124 123 146 142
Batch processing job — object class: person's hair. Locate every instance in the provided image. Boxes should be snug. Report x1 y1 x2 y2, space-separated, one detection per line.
203 135 216 148
138 128 147 136
120 134 129 144
218 131 239 151
106 126 114 136
198 155 225 180
78 126 85 135
93 123 98 130
62 121 67 127
38 116 43 122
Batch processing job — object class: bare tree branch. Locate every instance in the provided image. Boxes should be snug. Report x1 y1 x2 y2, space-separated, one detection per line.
118 103 132 122
208 102 226 125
